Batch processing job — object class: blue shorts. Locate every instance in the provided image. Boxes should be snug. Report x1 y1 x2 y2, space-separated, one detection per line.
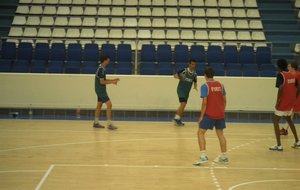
179 97 188 103
97 96 110 103
199 115 226 130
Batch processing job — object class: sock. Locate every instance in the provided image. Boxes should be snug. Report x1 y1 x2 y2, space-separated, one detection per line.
221 152 227 159
94 118 99 124
174 114 181 120
200 150 207 158
107 120 112 125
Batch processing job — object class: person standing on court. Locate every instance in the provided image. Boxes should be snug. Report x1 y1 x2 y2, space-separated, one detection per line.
193 67 228 165
173 59 198 126
270 59 300 151
93 55 120 130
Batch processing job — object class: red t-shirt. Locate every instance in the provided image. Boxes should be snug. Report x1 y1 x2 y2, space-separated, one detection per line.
292 71 300 112
277 71 297 111
203 81 226 119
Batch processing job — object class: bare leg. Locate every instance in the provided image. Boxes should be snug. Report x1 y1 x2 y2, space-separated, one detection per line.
198 128 207 151
285 116 299 142
216 129 227 153
105 100 112 121
175 102 187 117
273 114 282 146
94 102 102 123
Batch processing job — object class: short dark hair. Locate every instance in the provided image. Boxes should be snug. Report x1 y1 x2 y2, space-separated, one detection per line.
290 61 299 71
204 67 214 78
277 59 288 71
189 59 196 64
100 55 110 63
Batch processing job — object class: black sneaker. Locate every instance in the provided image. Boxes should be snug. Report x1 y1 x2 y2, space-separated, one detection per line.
172 118 185 126
93 123 105 128
108 124 118 130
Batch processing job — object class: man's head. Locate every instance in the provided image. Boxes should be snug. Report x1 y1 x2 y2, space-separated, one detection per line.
189 59 196 71
277 59 288 72
288 61 298 72
101 55 110 67
204 67 214 80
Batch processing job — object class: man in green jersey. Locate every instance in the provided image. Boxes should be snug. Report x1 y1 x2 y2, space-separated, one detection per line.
173 59 198 126
93 56 120 130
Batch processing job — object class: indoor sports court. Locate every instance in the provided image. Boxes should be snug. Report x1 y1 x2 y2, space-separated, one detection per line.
1 0 300 190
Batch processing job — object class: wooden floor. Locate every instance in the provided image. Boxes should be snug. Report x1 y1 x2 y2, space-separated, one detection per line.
0 120 299 190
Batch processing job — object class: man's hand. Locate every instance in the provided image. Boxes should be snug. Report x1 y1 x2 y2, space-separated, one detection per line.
197 116 203 125
179 73 186 81
113 78 120 85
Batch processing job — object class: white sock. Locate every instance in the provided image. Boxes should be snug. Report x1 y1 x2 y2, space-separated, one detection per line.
94 118 99 124
174 114 181 120
221 152 227 159
200 150 207 157
107 120 113 125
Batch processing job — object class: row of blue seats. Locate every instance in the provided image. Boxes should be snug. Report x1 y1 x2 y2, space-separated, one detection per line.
141 44 271 65
0 42 132 62
0 59 132 74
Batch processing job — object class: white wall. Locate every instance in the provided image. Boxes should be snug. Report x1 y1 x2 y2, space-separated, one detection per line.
0 73 277 111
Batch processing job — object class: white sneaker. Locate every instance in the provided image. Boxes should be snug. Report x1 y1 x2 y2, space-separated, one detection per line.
213 156 229 165
291 141 300 149
193 155 208 166
269 145 283 151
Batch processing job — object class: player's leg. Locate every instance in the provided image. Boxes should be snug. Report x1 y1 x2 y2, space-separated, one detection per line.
285 115 300 148
105 99 118 130
173 99 187 126
280 113 294 135
93 101 105 128
214 119 229 164
269 114 283 151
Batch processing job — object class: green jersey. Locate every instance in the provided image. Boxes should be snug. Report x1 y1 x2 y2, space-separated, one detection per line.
95 64 108 98
177 68 197 98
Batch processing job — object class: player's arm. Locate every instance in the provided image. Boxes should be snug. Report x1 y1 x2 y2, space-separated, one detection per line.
223 96 227 108
275 73 283 109
198 97 207 124
193 75 198 91
174 69 185 80
275 87 283 109
100 78 119 85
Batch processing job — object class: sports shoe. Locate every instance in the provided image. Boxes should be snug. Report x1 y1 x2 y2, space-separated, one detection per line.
291 141 300 149
280 128 288 136
269 145 283 151
93 123 105 128
213 156 229 165
108 124 118 130
193 155 208 166
172 118 185 126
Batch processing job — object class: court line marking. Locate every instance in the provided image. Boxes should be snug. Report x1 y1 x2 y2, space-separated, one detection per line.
0 170 46 173
34 164 54 190
228 179 300 190
0 137 264 153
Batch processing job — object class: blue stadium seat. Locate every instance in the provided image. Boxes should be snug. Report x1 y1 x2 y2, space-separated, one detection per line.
260 70 277 77
214 68 225 76
34 43 49 61
106 67 115 74
81 61 97 74
243 70 259 77
141 44 156 62
1 42 16 59
67 44 82 61
50 43 65 61
65 61 81 74
17 42 33 61
190 45 205 63
226 63 242 70
260 64 276 71
239 46 254 65
101 44 116 62
31 60 47 73
175 62 188 72
209 62 224 70
116 67 132 75
174 45 189 63
157 44 172 62
0 59 12 72
140 68 156 75
243 64 258 71
196 63 207 75
116 61 132 69
48 60 64 73
256 47 271 65
12 60 30 73
224 46 238 64
207 46 223 64
158 68 174 75
227 69 242 77
140 61 156 69
83 44 99 62
117 44 132 62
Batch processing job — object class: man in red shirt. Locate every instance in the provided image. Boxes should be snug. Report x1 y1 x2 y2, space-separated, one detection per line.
193 67 228 165
280 61 300 135
270 59 300 151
